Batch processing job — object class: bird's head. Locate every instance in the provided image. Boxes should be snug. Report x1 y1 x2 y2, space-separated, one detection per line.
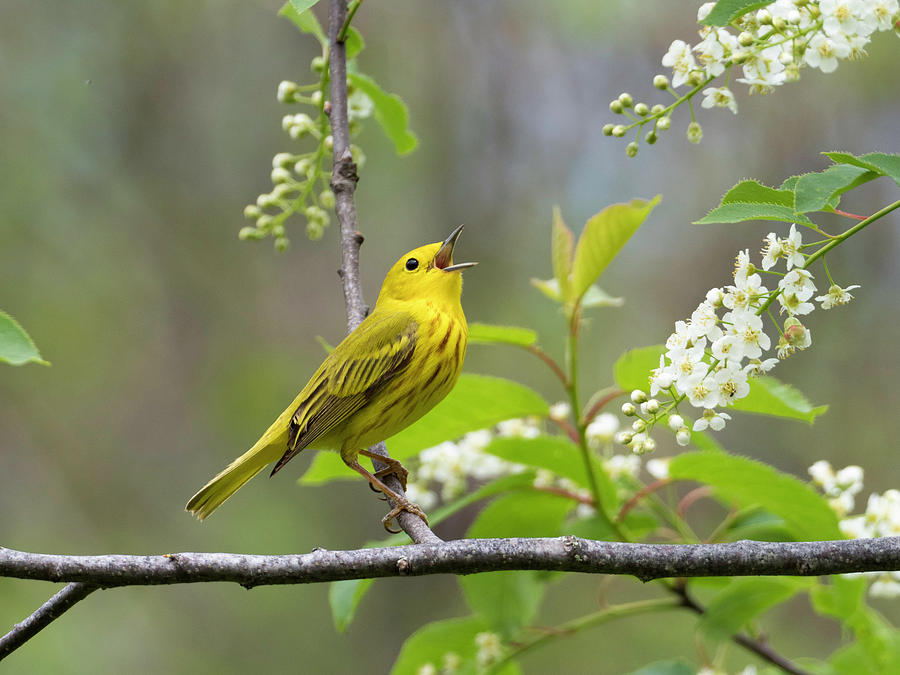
377 225 477 306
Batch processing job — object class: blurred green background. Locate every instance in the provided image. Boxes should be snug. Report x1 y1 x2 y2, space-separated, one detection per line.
2 1 898 672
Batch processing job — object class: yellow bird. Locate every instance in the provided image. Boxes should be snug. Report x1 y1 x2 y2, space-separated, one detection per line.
186 226 476 531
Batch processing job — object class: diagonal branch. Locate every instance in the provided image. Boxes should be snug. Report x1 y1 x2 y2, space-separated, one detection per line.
326 0 439 546
2 537 898 587
0 582 98 660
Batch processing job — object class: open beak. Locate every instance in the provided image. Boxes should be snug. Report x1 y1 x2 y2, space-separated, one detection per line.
433 225 478 272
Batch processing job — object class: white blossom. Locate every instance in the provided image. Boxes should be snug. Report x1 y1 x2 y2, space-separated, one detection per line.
701 86 738 113
816 284 860 309
661 40 698 88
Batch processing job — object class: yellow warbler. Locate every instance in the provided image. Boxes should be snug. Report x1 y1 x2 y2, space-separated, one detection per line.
186 226 476 530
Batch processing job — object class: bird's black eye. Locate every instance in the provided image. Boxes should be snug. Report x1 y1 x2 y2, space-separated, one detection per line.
405 258 419 271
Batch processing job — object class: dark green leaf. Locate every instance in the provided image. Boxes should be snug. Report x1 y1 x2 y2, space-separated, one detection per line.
279 1 326 45
699 577 809 642
390 615 520 675
551 206 574 302
460 492 572 637
468 323 538 347
669 452 842 541
824 151 900 187
345 26 365 59
694 202 815 226
0 310 49 366
628 660 697 675
701 0 775 26
301 374 548 483
730 375 828 423
347 72 418 155
721 180 794 207
613 345 664 392
570 196 660 301
794 164 877 213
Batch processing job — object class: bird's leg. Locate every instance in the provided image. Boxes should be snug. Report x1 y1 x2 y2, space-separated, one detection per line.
343 458 428 533
358 449 409 491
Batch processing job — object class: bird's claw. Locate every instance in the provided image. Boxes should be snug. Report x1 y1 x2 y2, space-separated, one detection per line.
381 499 428 533
373 461 409 491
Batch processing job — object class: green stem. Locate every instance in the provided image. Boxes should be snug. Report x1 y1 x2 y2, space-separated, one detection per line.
338 0 363 41
486 597 681 674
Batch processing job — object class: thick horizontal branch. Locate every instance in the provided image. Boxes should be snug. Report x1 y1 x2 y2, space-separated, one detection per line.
2 537 898 588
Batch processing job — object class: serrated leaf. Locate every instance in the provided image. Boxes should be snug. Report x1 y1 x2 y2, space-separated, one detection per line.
699 577 809 643
694 202 815 226
468 323 538 347
701 0 775 26
780 175 801 191
347 72 418 155
581 285 624 308
794 164 877 213
669 452 842 541
825 151 900 187
483 435 617 510
721 180 794 207
551 206 574 302
460 492 572 637
390 615 521 675
730 375 827 423
571 196 660 302
0 310 49 366
530 277 563 302
345 26 365 59
301 374 548 483
279 1 326 44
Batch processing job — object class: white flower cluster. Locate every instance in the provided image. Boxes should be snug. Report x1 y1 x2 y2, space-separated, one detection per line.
413 632 503 675
809 460 864 515
621 225 859 454
667 0 900 115
839 488 900 598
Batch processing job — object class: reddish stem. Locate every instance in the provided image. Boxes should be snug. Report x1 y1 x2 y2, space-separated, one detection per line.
616 478 671 523
833 209 866 221
677 486 713 519
584 390 626 425
532 485 595 506
525 344 569 387
551 417 581 444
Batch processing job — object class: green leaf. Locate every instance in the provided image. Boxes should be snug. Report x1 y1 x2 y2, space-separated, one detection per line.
824 151 900 187
301 374 548 483
347 72 418 155
810 575 867 623
694 202 815 226
721 508 793 542
0 310 49 366
468 323 538 348
669 452 842 541
614 345 664 392
581 285 624 308
794 164 877 213
390 615 520 675
551 206 575 302
345 26 365 59
279 1 326 45
628 660 697 675
329 472 537 632
460 492 572 637
699 577 809 643
721 180 794 207
483 436 617 510
571 196 660 302
701 0 775 26
730 375 828 423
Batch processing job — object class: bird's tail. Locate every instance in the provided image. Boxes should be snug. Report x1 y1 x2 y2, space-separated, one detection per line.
186 427 288 520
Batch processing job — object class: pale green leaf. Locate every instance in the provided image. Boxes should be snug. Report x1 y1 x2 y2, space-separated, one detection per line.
730 375 828 423
571 196 660 302
794 164 877 213
669 452 842 541
468 323 538 347
694 202 815 226
0 310 49 366
613 345 664 392
300 374 548 483
551 206 574 302
581 284 624 308
721 180 794 207
345 26 365 59
701 0 775 26
279 1 326 45
530 277 563 302
699 577 809 643
628 660 699 675
824 151 900 187
347 72 418 155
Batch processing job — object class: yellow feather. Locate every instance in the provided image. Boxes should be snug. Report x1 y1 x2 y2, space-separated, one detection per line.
186 227 475 521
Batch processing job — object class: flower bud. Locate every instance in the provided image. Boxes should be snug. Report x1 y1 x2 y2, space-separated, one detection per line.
667 414 684 431
277 80 298 103
653 74 669 90
616 430 634 445
645 130 658 145
282 115 295 131
272 183 293 199
656 116 671 131
631 419 646 433
243 204 261 220
324 135 334 151
621 402 637 416
294 158 313 176
687 71 704 86
642 437 657 453
275 236 290 252
757 9 772 25
273 152 294 169
612 124 627 138
686 121 703 144
631 390 648 404
238 226 259 240
784 64 801 82
319 190 335 209
643 399 660 414
256 215 273 230
311 56 326 73
256 193 275 209
778 51 794 65
634 102 649 116
271 167 292 184
772 16 787 30
311 90 323 107
617 92 634 108
651 104 665 115
731 50 750 64
609 99 624 114
787 9 802 24
272 224 285 238
602 123 615 136
625 142 639 158
675 428 691 446
738 32 754 46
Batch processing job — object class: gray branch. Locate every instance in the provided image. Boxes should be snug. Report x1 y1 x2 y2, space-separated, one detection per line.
326 0 440 546
2 537 898 588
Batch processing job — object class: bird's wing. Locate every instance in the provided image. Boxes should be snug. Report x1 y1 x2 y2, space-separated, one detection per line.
270 311 418 475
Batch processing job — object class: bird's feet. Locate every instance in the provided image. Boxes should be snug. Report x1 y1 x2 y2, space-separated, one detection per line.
381 498 429 534
373 460 408 491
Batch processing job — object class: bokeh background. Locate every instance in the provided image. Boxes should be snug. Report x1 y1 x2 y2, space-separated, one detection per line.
2 1 898 672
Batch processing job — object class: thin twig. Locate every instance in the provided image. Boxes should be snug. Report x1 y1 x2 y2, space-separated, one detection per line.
0 583 98 661
327 0 440 545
